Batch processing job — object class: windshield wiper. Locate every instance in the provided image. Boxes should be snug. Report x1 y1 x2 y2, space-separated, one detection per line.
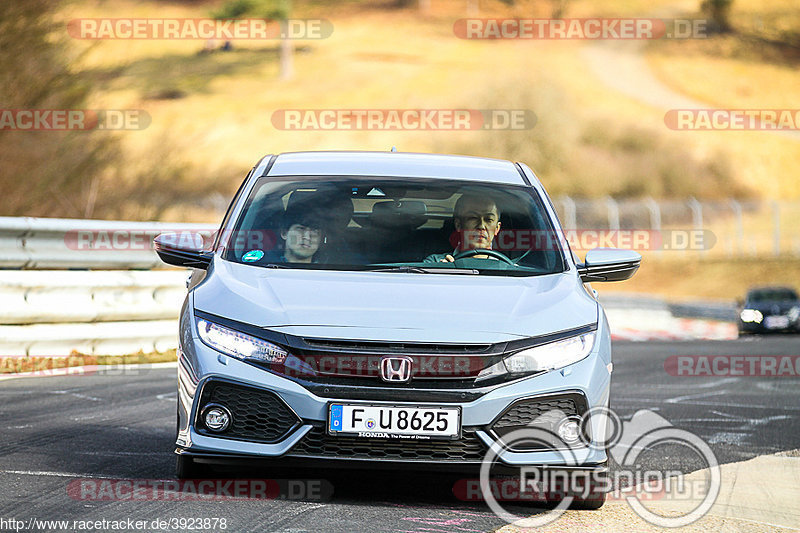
367 266 479 275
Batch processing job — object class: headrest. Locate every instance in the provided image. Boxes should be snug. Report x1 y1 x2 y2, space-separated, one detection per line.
368 200 428 229
286 189 354 230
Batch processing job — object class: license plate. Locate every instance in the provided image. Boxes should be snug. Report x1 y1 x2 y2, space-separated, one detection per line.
765 315 790 329
328 403 461 440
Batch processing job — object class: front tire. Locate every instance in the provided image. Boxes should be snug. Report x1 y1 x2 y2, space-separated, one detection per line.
176 454 206 479
569 487 606 510
560 462 609 510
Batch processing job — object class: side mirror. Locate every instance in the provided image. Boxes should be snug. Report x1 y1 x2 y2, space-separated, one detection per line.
577 248 641 283
154 232 212 269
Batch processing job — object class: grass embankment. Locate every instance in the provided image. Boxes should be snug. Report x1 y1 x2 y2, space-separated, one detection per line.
645 0 800 199
600 256 800 301
53 0 799 223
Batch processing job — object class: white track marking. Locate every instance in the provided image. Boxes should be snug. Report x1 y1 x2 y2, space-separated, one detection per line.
48 390 102 402
664 390 730 404
0 470 119 479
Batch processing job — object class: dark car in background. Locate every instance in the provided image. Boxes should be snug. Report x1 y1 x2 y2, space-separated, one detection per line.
738 286 800 335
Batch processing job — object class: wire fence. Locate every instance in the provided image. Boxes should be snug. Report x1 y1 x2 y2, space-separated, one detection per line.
552 197 800 258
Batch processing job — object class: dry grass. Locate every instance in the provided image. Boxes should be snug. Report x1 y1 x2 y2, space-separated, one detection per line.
601 256 800 301
649 40 799 108
48 0 800 223
643 0 800 199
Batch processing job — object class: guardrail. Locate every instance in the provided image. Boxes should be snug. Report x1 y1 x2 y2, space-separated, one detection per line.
0 216 217 358
0 270 188 324
0 216 740 362
0 216 215 269
554 197 800 257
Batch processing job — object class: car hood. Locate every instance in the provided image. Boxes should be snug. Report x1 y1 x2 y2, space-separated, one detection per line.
193 259 598 343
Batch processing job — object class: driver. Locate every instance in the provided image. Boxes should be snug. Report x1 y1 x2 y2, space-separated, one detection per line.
424 193 502 263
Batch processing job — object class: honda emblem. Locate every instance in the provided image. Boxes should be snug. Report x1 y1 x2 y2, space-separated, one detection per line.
379 356 413 382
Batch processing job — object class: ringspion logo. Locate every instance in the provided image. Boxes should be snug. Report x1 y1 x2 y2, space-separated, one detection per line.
478 408 719 528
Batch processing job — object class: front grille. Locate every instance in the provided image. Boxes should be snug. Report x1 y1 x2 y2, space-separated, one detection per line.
493 397 580 429
275 353 496 382
196 381 301 443
302 339 492 355
288 427 487 462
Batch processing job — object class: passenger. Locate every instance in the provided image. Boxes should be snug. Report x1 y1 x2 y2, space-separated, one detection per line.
271 204 324 263
424 194 502 263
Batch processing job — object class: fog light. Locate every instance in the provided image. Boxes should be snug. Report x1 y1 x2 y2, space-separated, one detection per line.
202 404 232 432
557 418 581 445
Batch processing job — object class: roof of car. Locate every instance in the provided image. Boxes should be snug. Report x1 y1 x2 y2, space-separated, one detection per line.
261 151 529 185
747 286 798 295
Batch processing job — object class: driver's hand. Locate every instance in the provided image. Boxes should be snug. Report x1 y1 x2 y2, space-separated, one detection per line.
439 255 455 262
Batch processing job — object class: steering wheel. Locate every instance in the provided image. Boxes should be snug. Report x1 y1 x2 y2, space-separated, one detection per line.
452 248 515 265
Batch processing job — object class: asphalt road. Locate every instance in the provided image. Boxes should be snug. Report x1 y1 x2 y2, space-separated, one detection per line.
1 337 799 533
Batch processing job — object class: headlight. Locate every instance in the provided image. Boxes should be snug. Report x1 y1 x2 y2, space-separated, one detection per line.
789 307 800 322
740 309 763 323
477 332 596 381
196 318 288 363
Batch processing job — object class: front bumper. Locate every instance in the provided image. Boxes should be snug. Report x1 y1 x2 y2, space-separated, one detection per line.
739 316 800 334
176 313 613 471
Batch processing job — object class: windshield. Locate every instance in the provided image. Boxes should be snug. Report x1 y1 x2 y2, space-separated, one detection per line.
222 177 566 276
748 288 799 303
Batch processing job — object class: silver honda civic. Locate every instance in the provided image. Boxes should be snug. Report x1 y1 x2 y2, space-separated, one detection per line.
155 151 640 508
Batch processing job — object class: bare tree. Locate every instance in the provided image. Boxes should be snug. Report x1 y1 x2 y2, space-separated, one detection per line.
0 0 116 217
212 0 294 80
701 0 733 33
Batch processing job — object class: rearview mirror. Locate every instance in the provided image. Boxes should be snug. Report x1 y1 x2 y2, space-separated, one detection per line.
154 232 212 269
578 248 641 283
